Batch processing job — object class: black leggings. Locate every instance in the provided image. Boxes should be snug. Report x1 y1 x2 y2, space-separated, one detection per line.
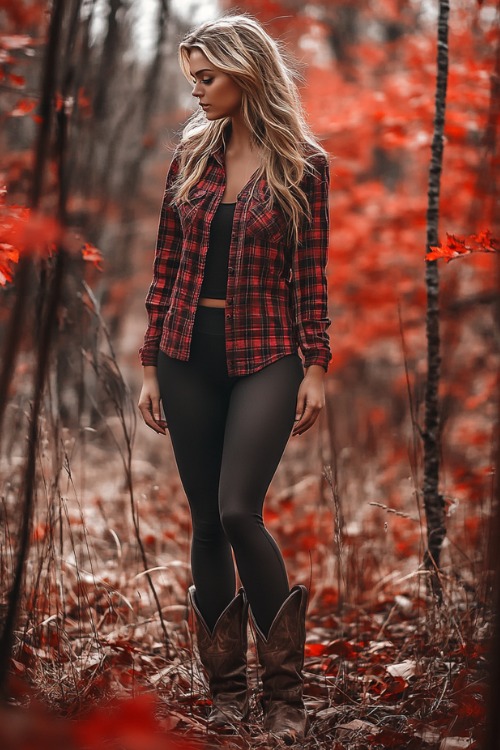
157 305 304 636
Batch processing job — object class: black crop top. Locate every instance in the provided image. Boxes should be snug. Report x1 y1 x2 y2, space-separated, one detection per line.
199 201 236 299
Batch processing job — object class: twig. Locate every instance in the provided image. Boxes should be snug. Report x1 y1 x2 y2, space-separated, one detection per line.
80 280 173 658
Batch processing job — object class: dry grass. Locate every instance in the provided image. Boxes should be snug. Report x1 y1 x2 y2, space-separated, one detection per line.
0 299 495 750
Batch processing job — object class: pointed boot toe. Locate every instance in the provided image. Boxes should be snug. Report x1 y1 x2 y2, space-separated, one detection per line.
264 699 310 743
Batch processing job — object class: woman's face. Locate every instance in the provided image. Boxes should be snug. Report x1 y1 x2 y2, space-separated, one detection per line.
188 48 243 120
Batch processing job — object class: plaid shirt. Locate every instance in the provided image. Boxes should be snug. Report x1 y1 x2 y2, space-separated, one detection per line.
139 144 332 376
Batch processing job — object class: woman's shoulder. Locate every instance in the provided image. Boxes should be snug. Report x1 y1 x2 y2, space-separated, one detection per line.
299 143 330 190
301 141 329 165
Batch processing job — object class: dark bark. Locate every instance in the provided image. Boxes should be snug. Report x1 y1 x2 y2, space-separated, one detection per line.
0 0 70 698
0 0 65 435
422 0 450 590
93 0 122 121
0 252 66 700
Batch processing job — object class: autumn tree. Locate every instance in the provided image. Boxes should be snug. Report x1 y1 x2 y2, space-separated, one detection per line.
421 0 449 590
0 0 182 695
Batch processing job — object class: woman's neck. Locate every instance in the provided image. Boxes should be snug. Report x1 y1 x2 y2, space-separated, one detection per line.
226 114 257 156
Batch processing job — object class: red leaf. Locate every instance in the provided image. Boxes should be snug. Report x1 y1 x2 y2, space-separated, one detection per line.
326 639 362 659
0 207 60 258
78 86 92 113
455 693 485 719
305 642 330 657
9 72 25 87
0 243 19 285
82 241 104 270
10 98 36 117
427 230 499 262
380 675 408 699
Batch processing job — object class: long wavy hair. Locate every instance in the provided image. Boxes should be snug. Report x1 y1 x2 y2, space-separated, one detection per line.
172 13 328 245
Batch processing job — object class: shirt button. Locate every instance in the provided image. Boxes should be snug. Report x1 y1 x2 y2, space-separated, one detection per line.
226 312 232 319
228 266 234 274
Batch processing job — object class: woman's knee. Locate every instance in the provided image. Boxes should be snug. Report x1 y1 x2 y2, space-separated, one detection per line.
219 501 262 543
192 515 227 547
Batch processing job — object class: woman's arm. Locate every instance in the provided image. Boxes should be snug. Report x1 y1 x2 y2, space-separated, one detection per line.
139 151 183 366
291 155 332 436
291 154 332 373
138 151 182 435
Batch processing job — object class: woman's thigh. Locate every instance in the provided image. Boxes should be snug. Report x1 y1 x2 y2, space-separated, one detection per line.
157 350 229 518
219 354 304 517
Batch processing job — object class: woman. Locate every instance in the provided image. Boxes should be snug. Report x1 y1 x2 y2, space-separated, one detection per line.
138 13 331 742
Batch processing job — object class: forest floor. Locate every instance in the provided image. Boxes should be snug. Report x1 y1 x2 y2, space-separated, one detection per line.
0 401 492 750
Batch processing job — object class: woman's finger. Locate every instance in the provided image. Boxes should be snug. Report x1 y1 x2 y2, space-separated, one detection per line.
295 392 305 423
151 397 162 423
138 400 166 435
292 404 314 434
293 404 322 435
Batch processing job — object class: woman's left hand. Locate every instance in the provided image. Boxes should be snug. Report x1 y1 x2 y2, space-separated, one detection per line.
292 365 326 436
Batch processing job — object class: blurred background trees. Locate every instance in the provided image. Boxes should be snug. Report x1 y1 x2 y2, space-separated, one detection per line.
0 0 498 745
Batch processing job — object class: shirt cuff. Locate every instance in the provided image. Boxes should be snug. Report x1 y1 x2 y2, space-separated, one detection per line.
139 344 159 367
303 350 331 372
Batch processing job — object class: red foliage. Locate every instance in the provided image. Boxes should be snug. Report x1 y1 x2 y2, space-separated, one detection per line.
0 1 45 29
0 201 60 272
81 242 104 270
427 229 500 262
10 99 36 117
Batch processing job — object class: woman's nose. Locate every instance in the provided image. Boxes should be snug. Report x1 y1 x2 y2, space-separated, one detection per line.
192 83 201 98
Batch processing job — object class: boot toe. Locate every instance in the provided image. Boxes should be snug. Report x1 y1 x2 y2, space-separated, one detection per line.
263 700 310 742
207 696 250 732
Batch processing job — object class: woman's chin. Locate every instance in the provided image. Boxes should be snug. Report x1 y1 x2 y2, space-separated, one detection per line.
204 110 221 120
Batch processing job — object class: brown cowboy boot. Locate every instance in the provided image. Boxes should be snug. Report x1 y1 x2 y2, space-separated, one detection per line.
188 586 249 731
249 585 310 744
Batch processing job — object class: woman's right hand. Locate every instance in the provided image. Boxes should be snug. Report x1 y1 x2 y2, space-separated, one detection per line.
138 366 167 435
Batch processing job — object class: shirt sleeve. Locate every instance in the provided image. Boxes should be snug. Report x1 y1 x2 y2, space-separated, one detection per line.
139 153 182 366
292 154 332 372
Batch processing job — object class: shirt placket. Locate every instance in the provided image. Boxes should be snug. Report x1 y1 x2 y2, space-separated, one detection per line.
225 178 256 376
184 163 225 350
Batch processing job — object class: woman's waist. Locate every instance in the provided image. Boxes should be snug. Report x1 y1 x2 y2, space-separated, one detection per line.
198 296 226 308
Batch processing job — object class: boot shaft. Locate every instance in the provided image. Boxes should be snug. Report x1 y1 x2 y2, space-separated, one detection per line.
250 585 308 703
189 586 249 701
189 586 249 656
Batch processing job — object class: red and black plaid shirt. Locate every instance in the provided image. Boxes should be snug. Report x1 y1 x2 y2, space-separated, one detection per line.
139 144 332 376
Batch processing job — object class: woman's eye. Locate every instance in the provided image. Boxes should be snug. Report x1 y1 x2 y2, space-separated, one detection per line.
191 76 214 86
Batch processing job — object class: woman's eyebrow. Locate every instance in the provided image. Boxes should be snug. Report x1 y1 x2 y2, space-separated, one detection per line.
190 68 215 77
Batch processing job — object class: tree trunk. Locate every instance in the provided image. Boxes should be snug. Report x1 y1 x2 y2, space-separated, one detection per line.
422 0 450 592
0 0 68 698
0 0 66 435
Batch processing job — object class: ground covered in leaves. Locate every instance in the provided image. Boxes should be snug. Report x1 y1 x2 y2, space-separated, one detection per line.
0 409 492 749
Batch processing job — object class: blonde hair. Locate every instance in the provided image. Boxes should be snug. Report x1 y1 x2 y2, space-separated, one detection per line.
172 13 327 245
